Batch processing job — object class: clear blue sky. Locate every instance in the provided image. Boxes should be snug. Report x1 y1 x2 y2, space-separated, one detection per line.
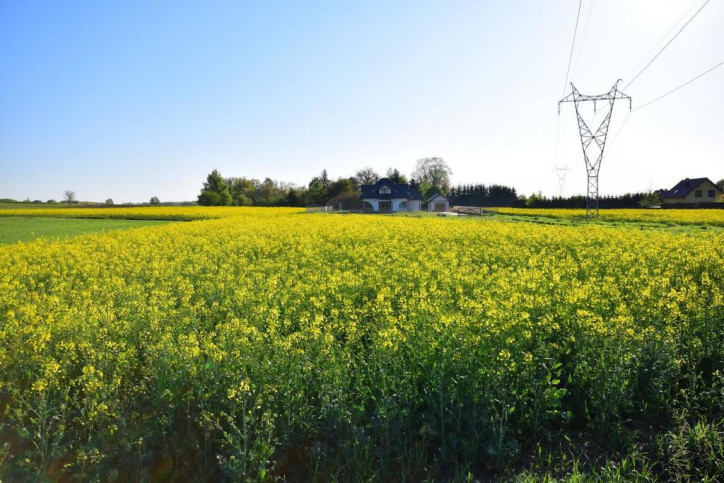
1 1 722 202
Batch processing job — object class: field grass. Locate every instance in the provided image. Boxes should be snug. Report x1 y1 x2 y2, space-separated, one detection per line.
397 209 724 234
0 217 172 245
1 209 722 480
491 212 724 234
0 202 93 210
0 205 304 220
497 207 724 226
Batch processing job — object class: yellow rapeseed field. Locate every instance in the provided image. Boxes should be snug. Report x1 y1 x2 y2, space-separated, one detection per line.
1 209 723 479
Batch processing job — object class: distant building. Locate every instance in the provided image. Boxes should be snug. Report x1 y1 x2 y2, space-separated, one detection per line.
360 178 423 213
426 192 450 212
660 177 723 205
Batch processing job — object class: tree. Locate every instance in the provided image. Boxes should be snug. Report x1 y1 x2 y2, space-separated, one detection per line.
304 176 327 205
63 191 76 205
354 167 380 186
386 168 407 184
488 184 518 207
409 178 420 192
638 189 661 208
327 177 359 200
286 188 304 207
150 196 160 205
412 157 452 192
198 169 232 206
327 177 360 209
198 191 222 206
717 179 724 191
228 177 256 206
105 198 114 205
320 170 330 190
525 191 546 208
234 193 253 206
256 178 285 206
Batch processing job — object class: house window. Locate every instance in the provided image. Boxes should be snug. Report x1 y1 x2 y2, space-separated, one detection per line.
708 190 715 198
379 186 391 195
695 190 702 198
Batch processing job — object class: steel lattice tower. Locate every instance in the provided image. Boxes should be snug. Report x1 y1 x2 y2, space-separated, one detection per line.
554 165 571 198
559 80 631 217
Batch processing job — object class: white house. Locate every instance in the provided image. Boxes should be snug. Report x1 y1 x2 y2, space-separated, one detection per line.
360 178 423 213
426 192 450 212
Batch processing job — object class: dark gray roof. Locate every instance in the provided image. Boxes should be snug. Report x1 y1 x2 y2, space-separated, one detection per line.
360 178 423 201
426 192 448 202
661 177 721 199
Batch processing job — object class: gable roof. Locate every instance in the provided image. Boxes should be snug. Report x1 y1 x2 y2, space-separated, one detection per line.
661 177 722 199
426 192 448 202
360 178 423 201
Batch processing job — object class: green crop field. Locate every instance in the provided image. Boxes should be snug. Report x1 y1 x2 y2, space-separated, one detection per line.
0 202 78 210
0 217 172 245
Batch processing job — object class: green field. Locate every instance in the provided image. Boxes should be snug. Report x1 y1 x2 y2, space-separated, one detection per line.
0 217 172 244
0 202 81 209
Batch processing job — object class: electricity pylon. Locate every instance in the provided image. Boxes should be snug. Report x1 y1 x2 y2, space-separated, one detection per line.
559 80 631 217
553 165 571 198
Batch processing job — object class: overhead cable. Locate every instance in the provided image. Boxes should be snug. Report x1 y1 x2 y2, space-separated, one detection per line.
562 0 583 96
624 0 711 90
625 0 702 81
633 59 724 111
606 110 631 151
571 0 595 81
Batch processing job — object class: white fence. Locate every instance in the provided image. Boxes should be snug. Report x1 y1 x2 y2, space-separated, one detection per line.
305 205 338 213
451 206 500 215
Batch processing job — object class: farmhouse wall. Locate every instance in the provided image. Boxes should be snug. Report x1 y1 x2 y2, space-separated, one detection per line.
664 179 721 204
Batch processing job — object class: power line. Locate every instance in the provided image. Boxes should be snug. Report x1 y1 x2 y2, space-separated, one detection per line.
625 0 702 81
606 58 722 153
602 58 722 155
607 110 631 150
555 106 571 171
556 0 583 168
633 59 724 111
562 0 583 96
571 0 595 81
554 113 561 164
624 0 711 90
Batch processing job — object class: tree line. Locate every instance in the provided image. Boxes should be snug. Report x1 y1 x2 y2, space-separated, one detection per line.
520 179 724 208
197 158 455 207
197 169 362 207
198 163 724 209
447 184 519 207
519 192 650 209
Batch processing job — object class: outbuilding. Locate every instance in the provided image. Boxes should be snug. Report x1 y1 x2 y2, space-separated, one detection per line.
426 193 450 212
